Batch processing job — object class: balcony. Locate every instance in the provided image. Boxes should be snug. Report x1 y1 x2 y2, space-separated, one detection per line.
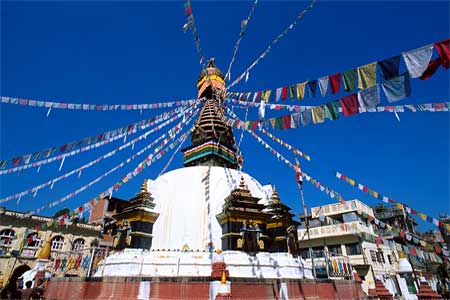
298 221 375 240
311 200 373 218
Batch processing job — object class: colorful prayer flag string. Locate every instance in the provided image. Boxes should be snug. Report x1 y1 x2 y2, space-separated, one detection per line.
227 0 318 90
0 105 192 174
0 95 196 112
221 101 449 131
25 109 199 218
245 128 345 203
224 0 258 82
183 0 206 66
335 171 450 232
0 106 198 204
227 38 449 102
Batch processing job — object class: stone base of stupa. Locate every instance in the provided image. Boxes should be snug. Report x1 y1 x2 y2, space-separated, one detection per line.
44 276 366 300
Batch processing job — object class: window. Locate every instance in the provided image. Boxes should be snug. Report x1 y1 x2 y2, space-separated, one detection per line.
25 232 41 248
312 246 325 258
376 250 385 263
299 248 310 259
72 238 85 251
345 243 362 255
387 254 395 265
370 250 377 263
51 236 64 250
328 245 343 256
0 229 16 246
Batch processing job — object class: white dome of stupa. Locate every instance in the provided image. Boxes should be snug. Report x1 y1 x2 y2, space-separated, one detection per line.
147 165 272 252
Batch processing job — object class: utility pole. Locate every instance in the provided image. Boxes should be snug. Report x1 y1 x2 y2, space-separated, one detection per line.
298 182 316 279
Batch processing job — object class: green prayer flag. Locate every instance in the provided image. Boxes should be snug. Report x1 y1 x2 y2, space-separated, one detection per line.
325 100 340 120
289 85 296 100
343 69 357 91
275 117 283 130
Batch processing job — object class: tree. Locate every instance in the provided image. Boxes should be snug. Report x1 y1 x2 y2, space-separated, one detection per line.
52 207 70 219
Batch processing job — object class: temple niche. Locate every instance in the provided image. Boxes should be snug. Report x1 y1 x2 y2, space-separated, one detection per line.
112 180 159 250
216 176 272 255
265 187 300 256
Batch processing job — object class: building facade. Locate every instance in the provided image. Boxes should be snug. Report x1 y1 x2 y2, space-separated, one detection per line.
0 207 101 289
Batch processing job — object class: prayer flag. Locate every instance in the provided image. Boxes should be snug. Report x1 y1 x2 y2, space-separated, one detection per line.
300 110 312 126
311 106 325 124
379 55 400 79
275 117 283 130
291 113 300 128
12 156 22 166
340 94 359 116
381 73 411 103
420 58 441 80
357 85 380 109
275 88 282 101
325 100 340 120
357 62 377 89
282 115 291 129
434 38 450 69
308 80 317 98
343 69 357 91
296 81 307 100
402 44 433 77
329 73 341 94
281 87 289 100
0 160 7 169
318 76 329 97
289 85 296 99
263 90 271 102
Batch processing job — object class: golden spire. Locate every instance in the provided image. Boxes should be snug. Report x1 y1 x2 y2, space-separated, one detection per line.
141 179 148 193
270 185 281 204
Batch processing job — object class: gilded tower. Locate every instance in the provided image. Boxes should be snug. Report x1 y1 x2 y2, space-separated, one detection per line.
182 59 239 169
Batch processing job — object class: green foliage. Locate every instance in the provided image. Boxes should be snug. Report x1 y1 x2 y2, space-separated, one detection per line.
52 207 70 219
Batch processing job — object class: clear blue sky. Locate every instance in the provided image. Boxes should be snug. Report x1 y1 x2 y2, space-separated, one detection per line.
1 1 449 231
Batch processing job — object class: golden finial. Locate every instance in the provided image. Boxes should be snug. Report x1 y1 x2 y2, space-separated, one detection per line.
221 271 226 285
271 185 280 204
141 179 148 193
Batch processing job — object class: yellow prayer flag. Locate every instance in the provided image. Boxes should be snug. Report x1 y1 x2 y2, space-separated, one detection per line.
311 107 325 124
296 81 307 100
420 213 427 221
263 90 271 102
349 179 355 186
269 118 276 129
357 62 377 89
373 191 378 198
396 203 403 210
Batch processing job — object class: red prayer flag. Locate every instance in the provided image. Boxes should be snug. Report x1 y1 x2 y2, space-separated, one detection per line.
12 156 22 166
329 73 341 94
340 94 359 116
185 7 192 16
434 38 450 69
409 247 417 256
363 186 368 193
251 121 258 131
282 115 291 129
420 58 441 80
256 91 262 102
281 87 288 100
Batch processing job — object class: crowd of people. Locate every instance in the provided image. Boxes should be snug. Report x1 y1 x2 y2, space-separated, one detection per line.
0 278 45 300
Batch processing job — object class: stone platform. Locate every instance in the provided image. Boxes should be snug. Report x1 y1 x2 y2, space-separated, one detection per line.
44 276 366 300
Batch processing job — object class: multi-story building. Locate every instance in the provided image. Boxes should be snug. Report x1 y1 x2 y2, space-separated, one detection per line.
0 207 101 289
298 200 395 294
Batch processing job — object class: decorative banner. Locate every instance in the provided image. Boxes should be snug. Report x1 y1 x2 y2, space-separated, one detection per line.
226 98 313 112
0 95 196 112
245 129 346 203
183 0 206 66
0 105 191 170
335 171 450 232
225 106 311 161
25 109 199 218
223 101 450 131
227 0 318 90
42 124 197 230
0 107 199 204
224 0 258 82
259 128 311 161
228 38 449 102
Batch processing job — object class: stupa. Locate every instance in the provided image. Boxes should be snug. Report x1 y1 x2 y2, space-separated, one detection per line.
44 60 366 300
94 59 312 279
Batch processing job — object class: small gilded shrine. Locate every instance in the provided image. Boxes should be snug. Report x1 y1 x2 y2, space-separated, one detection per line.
216 176 272 256
112 180 159 250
